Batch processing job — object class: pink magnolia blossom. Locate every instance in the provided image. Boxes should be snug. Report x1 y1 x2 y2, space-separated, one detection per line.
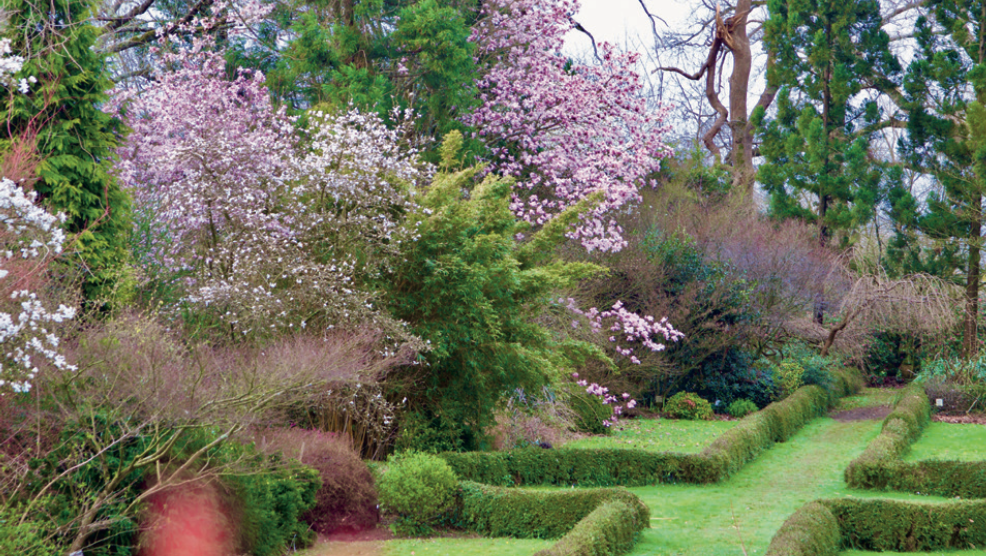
466 0 673 252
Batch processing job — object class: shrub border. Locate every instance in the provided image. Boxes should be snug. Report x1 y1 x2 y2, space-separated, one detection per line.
841 381 986 498
440 368 864 488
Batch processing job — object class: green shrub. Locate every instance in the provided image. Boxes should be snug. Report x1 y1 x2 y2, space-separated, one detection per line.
726 399 758 418
378 451 459 535
773 360 805 400
564 385 614 435
764 501 840 556
0 506 60 556
226 459 320 556
664 392 714 420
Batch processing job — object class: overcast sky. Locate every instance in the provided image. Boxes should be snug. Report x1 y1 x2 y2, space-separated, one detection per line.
564 0 690 53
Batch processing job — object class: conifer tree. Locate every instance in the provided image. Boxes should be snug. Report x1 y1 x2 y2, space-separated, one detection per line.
1 0 130 298
755 0 901 322
894 3 986 358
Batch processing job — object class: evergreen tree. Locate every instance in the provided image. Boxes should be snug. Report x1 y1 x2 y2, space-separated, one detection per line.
1 0 130 298
894 4 986 358
755 0 901 322
231 0 478 157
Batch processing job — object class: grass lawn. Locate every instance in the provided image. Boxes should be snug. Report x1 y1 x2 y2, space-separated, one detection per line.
372 388 973 556
563 417 738 453
905 421 986 462
832 387 900 411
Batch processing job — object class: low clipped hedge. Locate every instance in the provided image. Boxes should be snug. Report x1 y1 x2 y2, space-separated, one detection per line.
458 482 648 556
441 369 863 487
840 381 986 497
767 498 986 554
764 501 840 556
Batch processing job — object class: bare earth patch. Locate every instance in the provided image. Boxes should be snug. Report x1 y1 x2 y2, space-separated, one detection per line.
830 405 893 422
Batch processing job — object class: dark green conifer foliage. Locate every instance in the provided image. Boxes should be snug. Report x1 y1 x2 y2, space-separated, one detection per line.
1 0 129 298
755 0 900 322
895 3 986 357
383 133 607 451
234 0 479 159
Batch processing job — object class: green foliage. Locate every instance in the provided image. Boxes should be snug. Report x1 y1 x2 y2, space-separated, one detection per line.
459 481 648 556
0 505 60 556
844 382 930 490
377 451 459 535
245 0 480 159
1 0 130 298
533 500 647 556
726 399 758 418
383 133 607 451
562 384 614 435
842 381 986 498
758 0 900 250
23 417 319 556
228 462 319 555
764 501 840 556
439 370 862 487
823 498 986 552
664 392 714 421
773 360 805 400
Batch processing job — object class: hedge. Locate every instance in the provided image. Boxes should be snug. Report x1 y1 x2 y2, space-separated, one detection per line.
458 481 648 556
764 501 840 556
767 498 986 554
841 382 986 497
441 368 863 488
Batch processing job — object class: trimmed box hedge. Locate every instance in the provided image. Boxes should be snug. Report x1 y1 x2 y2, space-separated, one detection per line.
767 498 986 554
842 381 986 498
458 481 648 556
764 501 840 556
441 368 863 488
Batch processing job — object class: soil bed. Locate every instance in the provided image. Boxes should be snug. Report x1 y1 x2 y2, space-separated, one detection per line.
830 405 892 422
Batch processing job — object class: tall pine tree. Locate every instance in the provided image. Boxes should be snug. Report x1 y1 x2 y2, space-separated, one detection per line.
755 0 901 323
895 3 986 358
1 0 130 298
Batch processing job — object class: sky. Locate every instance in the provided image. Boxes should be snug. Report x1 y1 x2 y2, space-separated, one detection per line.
563 0 691 53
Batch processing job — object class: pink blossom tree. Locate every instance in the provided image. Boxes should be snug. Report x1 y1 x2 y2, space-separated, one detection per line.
109 39 428 336
466 0 674 252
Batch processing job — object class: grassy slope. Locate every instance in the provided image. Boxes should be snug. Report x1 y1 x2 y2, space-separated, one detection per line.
379 389 970 556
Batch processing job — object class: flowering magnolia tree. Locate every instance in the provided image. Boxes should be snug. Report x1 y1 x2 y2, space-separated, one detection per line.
0 179 77 393
110 40 428 336
0 39 76 394
466 0 673 252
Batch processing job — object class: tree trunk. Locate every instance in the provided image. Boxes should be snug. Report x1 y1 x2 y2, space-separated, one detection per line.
965 208 982 358
728 0 754 195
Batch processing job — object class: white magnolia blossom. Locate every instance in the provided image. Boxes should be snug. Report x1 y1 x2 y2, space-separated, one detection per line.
0 179 77 393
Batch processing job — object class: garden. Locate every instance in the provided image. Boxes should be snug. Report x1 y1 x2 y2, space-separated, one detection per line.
6 0 986 555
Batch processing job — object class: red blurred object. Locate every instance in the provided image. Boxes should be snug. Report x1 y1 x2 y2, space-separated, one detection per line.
140 481 235 556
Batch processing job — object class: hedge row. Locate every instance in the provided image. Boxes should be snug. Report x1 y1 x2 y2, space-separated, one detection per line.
458 481 648 556
764 501 840 556
766 498 986 554
441 369 863 487
840 382 986 497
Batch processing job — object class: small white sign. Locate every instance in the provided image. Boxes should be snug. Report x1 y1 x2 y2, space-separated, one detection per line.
936 399 944 407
